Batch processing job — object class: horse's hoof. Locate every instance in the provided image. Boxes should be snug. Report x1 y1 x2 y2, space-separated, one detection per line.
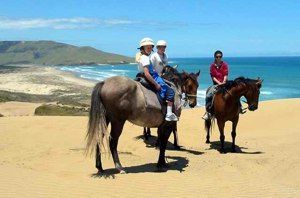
116 167 126 174
119 169 127 174
97 169 105 174
91 169 106 178
205 140 210 144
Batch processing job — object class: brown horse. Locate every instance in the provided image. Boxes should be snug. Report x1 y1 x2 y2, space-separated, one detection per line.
86 68 200 173
143 66 200 149
205 77 263 153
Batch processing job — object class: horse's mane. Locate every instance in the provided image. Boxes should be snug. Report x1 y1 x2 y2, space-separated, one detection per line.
218 76 257 94
188 73 199 86
163 65 199 86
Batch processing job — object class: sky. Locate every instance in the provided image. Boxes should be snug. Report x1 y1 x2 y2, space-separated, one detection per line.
0 0 299 57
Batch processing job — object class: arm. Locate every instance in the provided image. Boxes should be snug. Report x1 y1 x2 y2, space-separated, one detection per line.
222 63 229 83
222 75 228 83
212 77 223 85
143 67 161 90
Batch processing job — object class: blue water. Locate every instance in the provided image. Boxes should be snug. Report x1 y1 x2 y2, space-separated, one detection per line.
58 57 300 106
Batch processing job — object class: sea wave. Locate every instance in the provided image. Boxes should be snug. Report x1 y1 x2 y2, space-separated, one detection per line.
261 91 273 95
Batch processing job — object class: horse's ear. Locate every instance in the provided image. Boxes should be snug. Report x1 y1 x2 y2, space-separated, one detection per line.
173 64 178 69
196 70 200 77
256 78 263 88
181 71 188 79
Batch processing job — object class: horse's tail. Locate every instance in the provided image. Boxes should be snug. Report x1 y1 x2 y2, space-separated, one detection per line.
204 116 215 135
85 81 109 156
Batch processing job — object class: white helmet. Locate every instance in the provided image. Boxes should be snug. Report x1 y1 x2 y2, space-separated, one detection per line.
156 40 167 46
139 37 154 48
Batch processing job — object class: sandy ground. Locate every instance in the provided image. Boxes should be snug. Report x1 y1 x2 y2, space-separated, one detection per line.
0 99 299 197
0 102 42 116
0 66 94 95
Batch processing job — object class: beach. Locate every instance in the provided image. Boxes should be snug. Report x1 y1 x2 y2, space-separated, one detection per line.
0 65 94 111
0 100 299 197
0 65 299 197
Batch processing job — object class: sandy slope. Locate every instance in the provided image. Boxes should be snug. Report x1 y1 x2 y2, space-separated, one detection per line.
0 99 299 197
0 66 94 95
0 102 42 116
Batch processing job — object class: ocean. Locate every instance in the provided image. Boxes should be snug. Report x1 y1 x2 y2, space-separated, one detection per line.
59 56 300 106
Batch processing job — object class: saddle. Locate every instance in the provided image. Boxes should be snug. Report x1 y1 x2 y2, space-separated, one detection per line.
134 73 180 116
135 73 157 93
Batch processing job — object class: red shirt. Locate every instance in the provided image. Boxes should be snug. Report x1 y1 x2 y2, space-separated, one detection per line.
210 61 229 84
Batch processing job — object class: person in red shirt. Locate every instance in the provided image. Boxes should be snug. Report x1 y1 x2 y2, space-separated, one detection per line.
210 51 228 85
203 50 229 120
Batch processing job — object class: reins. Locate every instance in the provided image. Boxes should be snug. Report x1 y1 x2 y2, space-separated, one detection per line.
162 67 198 108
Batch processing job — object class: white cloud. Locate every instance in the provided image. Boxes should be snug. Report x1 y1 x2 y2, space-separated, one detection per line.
0 17 136 30
0 17 213 30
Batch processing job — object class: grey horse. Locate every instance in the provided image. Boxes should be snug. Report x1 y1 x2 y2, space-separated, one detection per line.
86 68 200 173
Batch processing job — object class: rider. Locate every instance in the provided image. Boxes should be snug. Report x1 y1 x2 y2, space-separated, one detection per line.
151 40 168 76
136 38 178 122
202 50 228 120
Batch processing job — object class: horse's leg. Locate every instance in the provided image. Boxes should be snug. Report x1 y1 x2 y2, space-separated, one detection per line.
173 123 180 150
143 127 148 140
147 127 151 137
155 128 160 148
95 116 110 174
95 144 104 173
205 119 211 143
217 120 226 153
231 117 239 152
110 119 126 173
143 127 152 140
157 122 173 171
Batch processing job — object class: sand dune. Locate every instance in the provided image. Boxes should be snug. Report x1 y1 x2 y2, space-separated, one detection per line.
0 99 299 197
0 102 42 116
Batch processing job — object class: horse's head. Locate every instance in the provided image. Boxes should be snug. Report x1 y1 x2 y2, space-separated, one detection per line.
180 70 200 108
242 78 263 111
161 65 180 84
162 66 200 108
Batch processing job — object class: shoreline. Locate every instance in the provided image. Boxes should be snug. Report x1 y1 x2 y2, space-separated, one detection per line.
1 64 299 106
0 65 95 106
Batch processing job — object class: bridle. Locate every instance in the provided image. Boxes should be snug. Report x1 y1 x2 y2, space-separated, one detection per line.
222 81 258 113
179 75 198 107
162 67 199 107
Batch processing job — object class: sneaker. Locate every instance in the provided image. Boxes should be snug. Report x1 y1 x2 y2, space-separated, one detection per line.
202 112 211 120
165 113 178 122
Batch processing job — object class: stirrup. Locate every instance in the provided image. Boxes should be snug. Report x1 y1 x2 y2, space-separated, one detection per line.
202 112 211 120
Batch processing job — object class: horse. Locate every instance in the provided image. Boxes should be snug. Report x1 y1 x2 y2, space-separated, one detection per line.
86 68 200 173
204 77 263 153
143 65 200 150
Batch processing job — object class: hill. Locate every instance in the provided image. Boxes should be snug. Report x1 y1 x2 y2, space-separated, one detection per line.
0 41 134 66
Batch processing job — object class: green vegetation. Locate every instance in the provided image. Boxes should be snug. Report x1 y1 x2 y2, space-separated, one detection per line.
0 90 90 107
34 104 89 116
0 41 134 65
